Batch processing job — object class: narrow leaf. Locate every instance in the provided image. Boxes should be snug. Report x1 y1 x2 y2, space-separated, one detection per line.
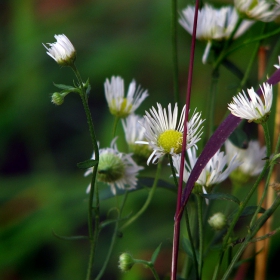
52 230 88 241
77 159 98 169
200 193 240 205
151 243 162 264
53 82 77 91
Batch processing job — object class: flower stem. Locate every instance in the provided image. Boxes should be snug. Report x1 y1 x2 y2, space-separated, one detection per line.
196 194 203 278
70 64 100 280
119 161 162 230
212 159 270 280
113 116 120 137
171 1 200 279
95 192 128 280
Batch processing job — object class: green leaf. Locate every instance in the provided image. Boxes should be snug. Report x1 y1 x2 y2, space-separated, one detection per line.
77 159 98 169
270 153 280 165
53 82 77 92
228 206 265 222
52 230 88 241
181 237 196 260
151 243 162 264
200 193 240 205
228 127 248 149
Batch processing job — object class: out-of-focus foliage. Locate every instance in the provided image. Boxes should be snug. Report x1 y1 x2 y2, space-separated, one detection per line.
1 0 280 279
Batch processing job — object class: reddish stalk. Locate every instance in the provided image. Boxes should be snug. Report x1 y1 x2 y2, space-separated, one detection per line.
171 0 200 279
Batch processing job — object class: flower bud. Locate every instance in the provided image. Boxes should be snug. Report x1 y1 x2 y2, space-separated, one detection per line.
118 253 135 272
51 92 64 105
208 212 227 231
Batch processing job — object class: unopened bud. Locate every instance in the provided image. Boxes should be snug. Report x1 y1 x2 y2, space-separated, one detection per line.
208 212 227 231
51 92 64 105
119 253 135 272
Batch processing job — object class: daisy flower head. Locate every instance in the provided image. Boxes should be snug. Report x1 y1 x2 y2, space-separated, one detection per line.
104 76 148 118
225 140 266 184
179 4 253 63
234 0 280 22
137 103 204 165
84 138 143 195
43 34 76 66
172 146 241 193
228 82 273 123
179 4 252 41
122 114 152 160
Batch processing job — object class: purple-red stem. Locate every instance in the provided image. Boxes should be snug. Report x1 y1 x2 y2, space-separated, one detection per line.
171 0 200 279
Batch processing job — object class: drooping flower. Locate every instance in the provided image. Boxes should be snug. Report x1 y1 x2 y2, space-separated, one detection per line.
137 103 204 165
43 34 76 66
234 0 280 22
172 147 241 193
225 140 266 183
104 76 148 118
122 114 152 159
84 138 143 195
179 4 254 63
228 82 273 123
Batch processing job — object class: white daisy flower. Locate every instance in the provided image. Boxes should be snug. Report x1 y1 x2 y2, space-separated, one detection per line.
228 82 273 123
43 34 76 66
104 76 148 118
85 138 143 195
225 140 266 183
137 103 204 165
235 0 280 22
122 114 152 159
172 147 241 192
179 4 254 63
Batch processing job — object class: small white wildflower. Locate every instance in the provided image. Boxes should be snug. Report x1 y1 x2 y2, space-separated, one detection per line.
137 103 204 165
104 76 148 118
274 56 280 69
225 140 266 183
235 0 280 22
122 114 152 159
172 147 241 193
228 82 273 123
84 138 143 195
43 34 76 66
179 4 254 63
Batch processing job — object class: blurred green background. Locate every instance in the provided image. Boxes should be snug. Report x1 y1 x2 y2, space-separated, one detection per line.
1 0 280 279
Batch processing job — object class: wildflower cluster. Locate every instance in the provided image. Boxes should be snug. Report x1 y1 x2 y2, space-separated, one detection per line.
43 0 280 277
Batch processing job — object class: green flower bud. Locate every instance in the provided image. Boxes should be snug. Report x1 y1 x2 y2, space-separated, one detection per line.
51 92 64 105
119 253 135 272
208 212 227 231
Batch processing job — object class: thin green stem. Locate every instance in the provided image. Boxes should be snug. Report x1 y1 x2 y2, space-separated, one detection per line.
169 154 178 187
120 161 162 230
221 194 280 280
171 0 179 104
134 259 160 280
196 194 203 278
207 68 219 139
70 64 100 280
250 122 272 227
112 116 120 138
95 193 128 280
212 159 270 280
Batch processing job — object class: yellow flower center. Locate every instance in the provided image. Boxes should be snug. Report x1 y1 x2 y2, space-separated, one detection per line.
110 98 133 118
157 129 183 154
